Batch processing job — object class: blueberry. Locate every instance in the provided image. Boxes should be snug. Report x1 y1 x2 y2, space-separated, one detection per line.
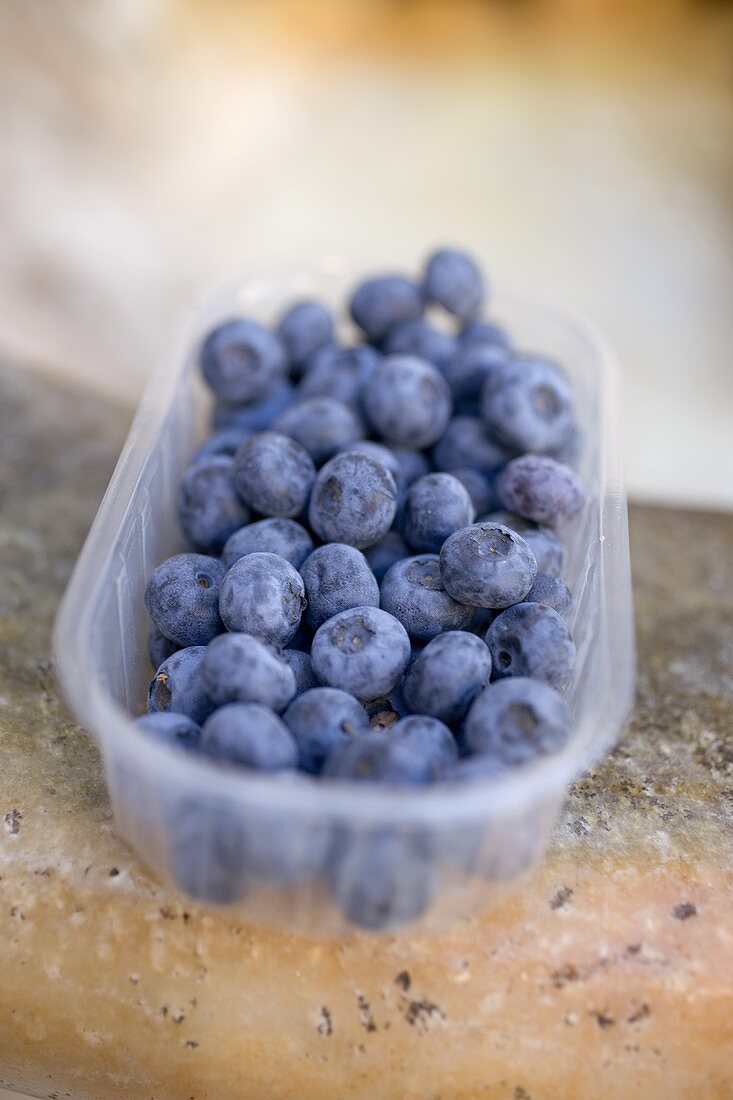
222 517 313 570
308 451 397 549
232 430 315 518
402 631 492 725
481 357 576 455
311 606 411 700
483 510 565 577
134 712 202 751
147 646 215 725
328 826 435 930
283 687 370 774
168 798 249 904
200 703 297 770
432 416 510 476
423 247 485 319
145 553 225 647
525 572 572 615
380 555 473 641
445 754 509 782
349 274 423 343
459 318 510 351
191 428 250 464
280 649 320 694
276 300 334 370
200 632 297 711
337 440 401 486
439 523 537 608
300 344 380 406
391 447 432 491
391 715 458 774
300 543 379 629
549 423 583 468
401 472 475 553
212 380 296 433
364 530 409 582
464 676 571 766
486 602 575 689
383 318 457 371
323 732 435 785
147 626 179 670
177 456 250 554
273 397 365 465
361 355 452 450
200 318 287 403
497 455 586 527
450 468 498 516
219 552 306 646
444 343 508 414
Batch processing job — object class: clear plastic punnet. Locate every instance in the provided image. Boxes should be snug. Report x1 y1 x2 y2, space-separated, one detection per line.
54 256 635 934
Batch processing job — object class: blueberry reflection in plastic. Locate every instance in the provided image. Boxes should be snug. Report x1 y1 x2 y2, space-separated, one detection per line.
328 826 435 931
240 803 330 887
168 797 250 905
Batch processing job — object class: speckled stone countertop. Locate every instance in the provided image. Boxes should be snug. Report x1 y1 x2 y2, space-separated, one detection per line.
0 363 731 1100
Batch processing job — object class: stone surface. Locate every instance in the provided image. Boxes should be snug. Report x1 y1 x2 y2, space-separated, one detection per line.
0 362 731 1099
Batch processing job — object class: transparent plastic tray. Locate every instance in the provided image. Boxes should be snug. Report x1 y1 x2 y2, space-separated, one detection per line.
54 256 635 934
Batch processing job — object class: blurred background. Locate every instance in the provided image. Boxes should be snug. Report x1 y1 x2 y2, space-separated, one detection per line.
0 0 731 507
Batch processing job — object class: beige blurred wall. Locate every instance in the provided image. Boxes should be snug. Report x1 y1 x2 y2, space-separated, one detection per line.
0 0 731 508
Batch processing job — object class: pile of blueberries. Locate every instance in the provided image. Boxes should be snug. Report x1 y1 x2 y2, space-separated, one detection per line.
138 248 586 927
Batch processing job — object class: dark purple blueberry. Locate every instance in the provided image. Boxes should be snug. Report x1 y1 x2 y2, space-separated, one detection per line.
450 468 498 516
300 344 380 406
380 554 473 641
168 799 249 904
432 415 510 477
283 687 370 774
311 606 411 700
383 318 457 371
464 676 571 766
191 428 250 464
391 447 432 491
147 646 215 726
362 355 452 450
212 380 296 433
280 649 320 695
200 317 287 403
444 343 508 412
145 553 225 647
308 451 397 549
401 472 475 554
349 274 423 343
200 632 296 711
276 300 334 370
222 517 313 571
525 572 572 615
147 626 179 670
232 430 315 518
391 715 458 774
481 357 576 455
300 543 379 629
486 602 575 689
364 530 409 583
402 631 492 725
134 712 202 752
219 552 306 646
483 510 566 578
497 455 586 527
439 523 537 608
323 732 435 786
273 397 365 465
177 456 250 554
200 703 297 771
459 318 510 351
423 247 485 319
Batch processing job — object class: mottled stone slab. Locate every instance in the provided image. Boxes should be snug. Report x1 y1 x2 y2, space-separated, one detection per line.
0 364 731 1100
